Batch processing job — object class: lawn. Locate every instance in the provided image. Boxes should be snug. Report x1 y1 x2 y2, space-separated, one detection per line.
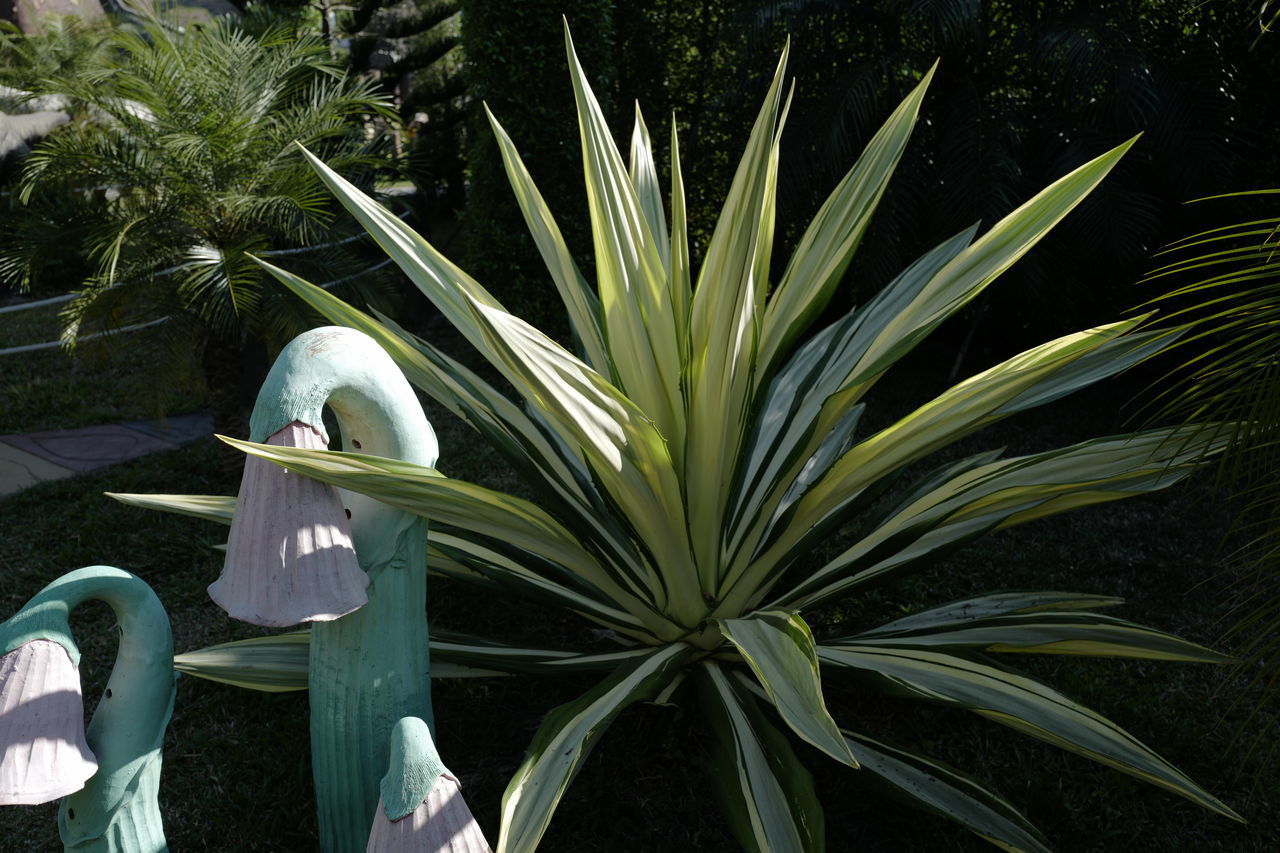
1 311 1277 850
0 298 206 434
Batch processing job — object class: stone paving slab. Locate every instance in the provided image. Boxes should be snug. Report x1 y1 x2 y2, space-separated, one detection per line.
0 411 213 496
0 424 178 474
123 411 213 444
0 442 76 496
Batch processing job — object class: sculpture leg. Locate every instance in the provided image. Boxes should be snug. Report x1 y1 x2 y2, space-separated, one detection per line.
60 753 167 853
309 523 431 852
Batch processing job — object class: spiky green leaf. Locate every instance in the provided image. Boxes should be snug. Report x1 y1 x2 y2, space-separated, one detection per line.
842 730 1050 853
629 103 670 272
106 492 234 524
845 611 1228 663
830 136 1140 403
668 120 692 353
725 226 975 571
861 592 1126 635
757 62 937 377
174 632 309 692
697 662 826 853
565 24 683 444
776 425 1231 611
485 103 608 372
497 643 693 853
819 644 1242 821
458 298 701 626
718 611 857 767
684 45 788 593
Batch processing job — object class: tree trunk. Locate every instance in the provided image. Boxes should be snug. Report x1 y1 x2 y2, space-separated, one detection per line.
201 335 257 478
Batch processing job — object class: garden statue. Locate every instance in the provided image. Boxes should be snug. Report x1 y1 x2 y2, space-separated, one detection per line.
366 716 490 852
214 325 438 851
0 566 175 853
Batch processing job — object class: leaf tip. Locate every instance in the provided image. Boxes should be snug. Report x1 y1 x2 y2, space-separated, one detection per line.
1110 133 1142 161
562 16 577 58
214 433 243 449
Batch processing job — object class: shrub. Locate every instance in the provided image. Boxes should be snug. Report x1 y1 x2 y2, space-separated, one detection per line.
147 27 1242 852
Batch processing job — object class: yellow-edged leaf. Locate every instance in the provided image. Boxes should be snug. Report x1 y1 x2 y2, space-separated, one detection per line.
497 643 693 853
685 43 789 595
842 730 1050 853
565 24 683 446
106 492 234 524
669 119 692 357
819 645 1242 821
461 299 701 628
697 662 826 853
718 610 858 768
757 62 937 378
773 425 1229 611
486 104 609 373
629 103 669 271
175 632 309 692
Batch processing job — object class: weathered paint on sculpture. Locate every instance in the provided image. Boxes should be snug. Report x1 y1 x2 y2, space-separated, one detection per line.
0 566 175 853
217 326 438 851
366 717 491 852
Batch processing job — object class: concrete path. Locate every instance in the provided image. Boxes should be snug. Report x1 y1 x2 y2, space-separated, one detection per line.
0 411 213 497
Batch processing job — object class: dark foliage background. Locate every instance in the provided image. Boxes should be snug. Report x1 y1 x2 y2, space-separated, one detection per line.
448 1 1277 369
455 0 614 331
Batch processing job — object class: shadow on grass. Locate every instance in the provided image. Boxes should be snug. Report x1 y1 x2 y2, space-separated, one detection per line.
0 377 1276 850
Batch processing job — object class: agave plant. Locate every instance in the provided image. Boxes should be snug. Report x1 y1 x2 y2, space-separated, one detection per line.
123 27 1243 852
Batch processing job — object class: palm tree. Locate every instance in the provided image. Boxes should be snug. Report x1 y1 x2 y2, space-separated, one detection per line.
0 11 399 444
1134 2 1280 718
0 12 112 89
1140 190 1280 712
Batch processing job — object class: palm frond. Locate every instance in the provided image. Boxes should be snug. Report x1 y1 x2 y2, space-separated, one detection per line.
1140 191 1280 709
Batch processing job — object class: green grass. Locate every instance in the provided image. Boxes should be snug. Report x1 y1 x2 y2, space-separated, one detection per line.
1 315 1277 850
0 299 63 349
0 301 206 433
